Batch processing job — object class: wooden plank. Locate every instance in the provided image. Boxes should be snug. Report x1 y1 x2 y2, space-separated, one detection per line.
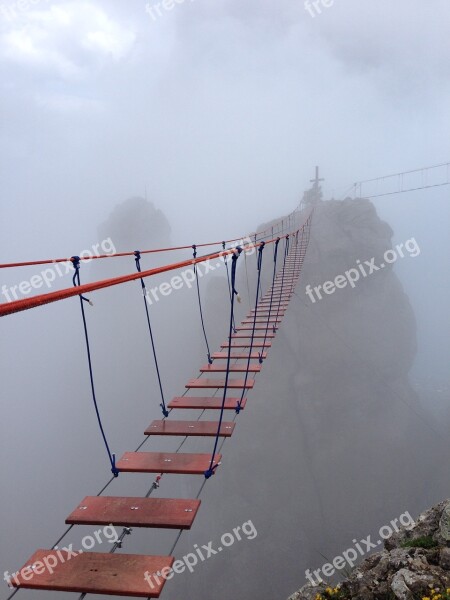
221 341 272 348
186 378 255 389
235 326 277 331
231 332 275 338
66 496 201 529
144 420 235 437
168 396 247 410
117 452 221 475
211 352 267 359
11 550 174 597
199 363 261 372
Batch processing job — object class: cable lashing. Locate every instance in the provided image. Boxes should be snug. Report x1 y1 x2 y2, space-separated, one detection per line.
222 241 237 333
274 236 290 327
134 251 169 418
71 257 119 478
236 241 265 414
192 245 213 364
253 234 263 303
260 238 280 363
204 246 242 479
243 250 251 306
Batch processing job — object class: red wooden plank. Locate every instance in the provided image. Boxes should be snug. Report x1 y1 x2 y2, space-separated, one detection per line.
249 311 285 315
248 313 284 318
186 378 254 389
235 326 278 331
231 332 275 338
242 310 284 323
221 341 272 348
117 452 221 475
200 363 261 372
255 304 283 308
261 291 289 295
251 299 289 310
264 294 291 298
212 351 267 359
66 496 201 529
246 309 284 323
11 550 173 598
247 310 288 318
259 300 290 303
144 420 235 437
252 300 286 305
168 396 247 410
242 322 280 327
250 311 286 315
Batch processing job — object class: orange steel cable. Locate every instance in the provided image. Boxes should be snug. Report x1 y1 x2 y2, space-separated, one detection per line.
0 206 300 270
0 235 291 318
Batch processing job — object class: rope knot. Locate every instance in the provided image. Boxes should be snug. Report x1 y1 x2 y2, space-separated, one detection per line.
71 256 81 270
204 463 220 479
111 454 119 478
134 250 142 273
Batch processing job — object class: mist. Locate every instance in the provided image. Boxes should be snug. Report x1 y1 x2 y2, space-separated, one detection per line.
1 2 450 600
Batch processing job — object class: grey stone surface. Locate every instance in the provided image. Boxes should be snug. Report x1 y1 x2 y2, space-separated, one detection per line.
287 501 450 599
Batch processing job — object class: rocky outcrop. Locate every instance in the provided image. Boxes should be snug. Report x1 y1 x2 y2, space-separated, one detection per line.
288 501 450 600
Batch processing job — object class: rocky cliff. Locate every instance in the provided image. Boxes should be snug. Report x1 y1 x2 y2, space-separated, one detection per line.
289 500 450 600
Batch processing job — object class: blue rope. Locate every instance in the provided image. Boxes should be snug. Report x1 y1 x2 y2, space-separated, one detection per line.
71 256 119 478
274 235 290 325
222 241 237 334
254 234 263 303
260 237 280 363
205 246 242 479
192 245 212 364
134 251 169 418
236 242 265 413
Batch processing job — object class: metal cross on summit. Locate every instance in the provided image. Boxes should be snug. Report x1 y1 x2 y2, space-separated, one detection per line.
310 166 324 191
308 166 324 204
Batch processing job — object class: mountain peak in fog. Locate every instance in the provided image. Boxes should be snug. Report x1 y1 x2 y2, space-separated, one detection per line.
98 196 171 252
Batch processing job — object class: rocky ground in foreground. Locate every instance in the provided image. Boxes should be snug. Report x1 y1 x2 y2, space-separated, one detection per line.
288 500 450 600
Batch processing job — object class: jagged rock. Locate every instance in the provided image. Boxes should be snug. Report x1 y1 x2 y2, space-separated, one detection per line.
287 501 450 600
440 548 450 570
386 501 447 550
440 501 450 541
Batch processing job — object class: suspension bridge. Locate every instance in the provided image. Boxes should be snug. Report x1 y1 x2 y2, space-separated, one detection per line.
0 184 313 597
1 160 447 598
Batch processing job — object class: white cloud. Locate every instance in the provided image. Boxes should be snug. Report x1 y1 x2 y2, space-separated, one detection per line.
0 1 136 78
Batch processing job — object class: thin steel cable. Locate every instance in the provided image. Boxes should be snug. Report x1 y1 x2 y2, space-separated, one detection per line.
135 251 169 417
192 245 213 364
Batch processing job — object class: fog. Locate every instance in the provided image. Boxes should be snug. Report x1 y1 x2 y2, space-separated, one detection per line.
1 2 450 600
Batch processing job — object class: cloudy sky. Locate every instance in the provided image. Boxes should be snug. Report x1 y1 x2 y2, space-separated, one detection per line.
1 4 450 596
1 0 449 260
